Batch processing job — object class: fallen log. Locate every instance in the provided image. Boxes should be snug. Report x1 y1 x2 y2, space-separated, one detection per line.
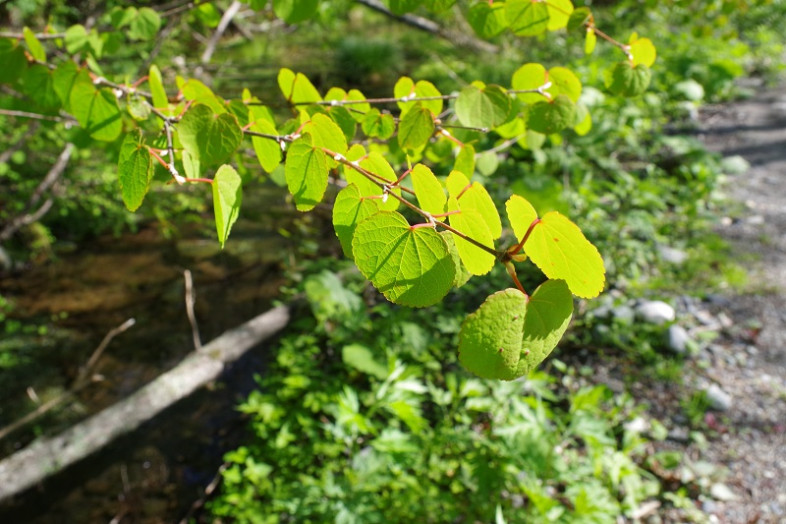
0 305 290 502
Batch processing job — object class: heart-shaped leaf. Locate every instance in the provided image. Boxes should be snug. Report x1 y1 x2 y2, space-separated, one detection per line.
212 164 243 248
352 211 455 307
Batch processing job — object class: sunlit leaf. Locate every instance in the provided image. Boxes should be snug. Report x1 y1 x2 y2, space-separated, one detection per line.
352 211 455 307
333 183 380 258
212 164 243 248
117 129 153 211
285 135 329 211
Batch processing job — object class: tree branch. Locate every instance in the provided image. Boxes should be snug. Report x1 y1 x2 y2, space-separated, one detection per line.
0 143 74 243
201 0 244 64
354 0 498 54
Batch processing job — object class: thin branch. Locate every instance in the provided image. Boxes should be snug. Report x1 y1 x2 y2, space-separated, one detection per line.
184 270 202 350
201 0 244 64
0 31 65 40
0 317 135 442
0 143 75 243
0 108 73 123
354 0 498 54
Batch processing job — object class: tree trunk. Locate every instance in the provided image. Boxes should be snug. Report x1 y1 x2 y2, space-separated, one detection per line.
0 305 289 502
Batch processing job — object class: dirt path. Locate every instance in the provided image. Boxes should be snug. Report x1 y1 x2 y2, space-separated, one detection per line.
694 86 786 523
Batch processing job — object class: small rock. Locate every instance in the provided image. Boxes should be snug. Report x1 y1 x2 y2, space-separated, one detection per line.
745 344 759 356
705 384 733 411
612 304 635 323
666 324 692 355
748 215 765 225
710 483 738 501
0 246 11 271
636 300 676 325
658 245 688 265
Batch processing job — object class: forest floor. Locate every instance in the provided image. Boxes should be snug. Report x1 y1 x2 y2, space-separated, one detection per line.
668 83 786 523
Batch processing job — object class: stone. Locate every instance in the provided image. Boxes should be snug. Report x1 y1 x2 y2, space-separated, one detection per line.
666 324 691 355
0 246 11 271
636 300 676 325
612 304 635 323
705 384 733 411
658 245 688 265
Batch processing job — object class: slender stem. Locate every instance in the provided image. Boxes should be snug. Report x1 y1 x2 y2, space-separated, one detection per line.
505 261 529 298
508 218 542 257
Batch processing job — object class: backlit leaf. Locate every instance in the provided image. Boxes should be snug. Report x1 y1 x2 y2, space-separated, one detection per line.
69 73 122 141
251 119 282 173
362 109 396 140
394 77 443 116
411 164 447 219
333 183 380 258
467 2 508 39
546 0 573 31
212 164 243 248
448 202 496 276
455 144 475 178
398 104 434 151
448 170 502 239
278 68 321 104
525 211 605 298
273 0 318 22
455 84 511 129
352 211 455 307
629 36 656 67
284 135 329 211
148 64 169 110
117 129 153 211
506 0 549 37
511 63 549 104
177 104 243 169
23 27 46 62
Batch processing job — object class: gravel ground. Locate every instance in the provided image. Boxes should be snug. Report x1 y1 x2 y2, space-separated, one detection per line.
680 85 786 523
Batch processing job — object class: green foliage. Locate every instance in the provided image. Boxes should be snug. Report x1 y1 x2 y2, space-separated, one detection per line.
208 271 661 522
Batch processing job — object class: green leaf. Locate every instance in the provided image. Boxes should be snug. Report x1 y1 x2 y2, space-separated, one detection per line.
476 150 499 176
525 211 605 298
585 28 597 55
506 0 549 37
455 84 511 130
511 63 548 105
23 27 46 62
180 78 226 114
441 231 472 288
467 2 508 39
547 67 582 103
52 61 79 110
411 164 447 220
506 194 539 241
69 74 122 142
251 119 282 173
148 64 169 110
333 183 380 258
278 68 321 104
177 104 243 171
64 24 88 54
362 109 396 140
567 7 592 31
389 0 420 14
0 39 26 85
448 202 495 276
398 104 434 151
629 36 656 67
212 164 243 248
342 344 388 379
394 77 443 116
455 144 475 178
606 62 651 97
447 170 501 239
458 282 573 380
346 151 400 212
527 95 575 135
126 93 150 120
352 211 455 307
285 135 329 211
273 0 319 23
458 288 528 380
304 113 348 161
117 130 153 212
21 65 60 112
515 279 574 377
546 0 573 31
128 7 161 41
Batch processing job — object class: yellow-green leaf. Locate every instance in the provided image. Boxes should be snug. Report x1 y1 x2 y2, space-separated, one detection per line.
212 164 243 248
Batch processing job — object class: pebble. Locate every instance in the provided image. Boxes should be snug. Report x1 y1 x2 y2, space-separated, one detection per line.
612 304 635 323
705 384 733 411
636 300 676 325
666 324 692 355
658 245 688 264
